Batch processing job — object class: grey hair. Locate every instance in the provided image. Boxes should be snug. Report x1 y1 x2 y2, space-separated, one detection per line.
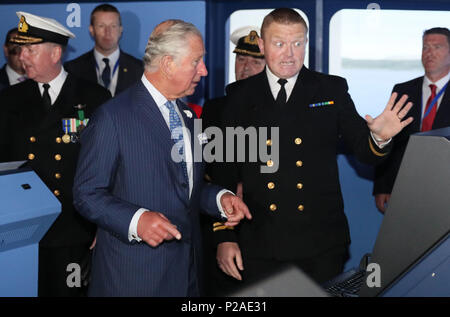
143 19 202 72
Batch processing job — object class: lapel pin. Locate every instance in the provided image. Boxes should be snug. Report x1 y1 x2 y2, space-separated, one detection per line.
183 110 193 118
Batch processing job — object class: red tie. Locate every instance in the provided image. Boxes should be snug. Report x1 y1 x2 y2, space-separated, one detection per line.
421 84 437 132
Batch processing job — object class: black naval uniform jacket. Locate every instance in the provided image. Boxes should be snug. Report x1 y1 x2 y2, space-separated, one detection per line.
374 76 450 195
212 66 392 261
64 50 143 96
0 74 111 247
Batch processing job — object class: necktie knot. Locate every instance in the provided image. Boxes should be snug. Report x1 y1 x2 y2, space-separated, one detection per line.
429 84 437 95
278 78 287 87
43 83 50 90
276 78 288 105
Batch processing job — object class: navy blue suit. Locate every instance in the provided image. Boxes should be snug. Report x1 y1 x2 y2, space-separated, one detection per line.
73 80 224 296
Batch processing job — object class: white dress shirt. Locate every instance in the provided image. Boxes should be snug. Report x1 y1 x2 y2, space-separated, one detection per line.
38 67 67 105
128 75 230 242
5 64 26 85
94 48 120 97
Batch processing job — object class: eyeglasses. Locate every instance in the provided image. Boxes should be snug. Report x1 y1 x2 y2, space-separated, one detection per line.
7 45 21 56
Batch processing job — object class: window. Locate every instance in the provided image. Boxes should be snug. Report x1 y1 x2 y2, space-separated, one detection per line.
329 9 450 118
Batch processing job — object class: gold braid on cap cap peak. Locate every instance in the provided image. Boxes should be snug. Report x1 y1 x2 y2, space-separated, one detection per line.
11 16 44 44
233 30 264 58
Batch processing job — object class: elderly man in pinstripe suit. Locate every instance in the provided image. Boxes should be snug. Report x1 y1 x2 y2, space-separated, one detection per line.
73 19 251 297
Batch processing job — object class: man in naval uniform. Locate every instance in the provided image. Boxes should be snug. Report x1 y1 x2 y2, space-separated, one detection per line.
210 8 414 294
0 12 110 296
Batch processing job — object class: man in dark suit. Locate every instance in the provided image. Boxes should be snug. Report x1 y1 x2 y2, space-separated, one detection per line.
72 19 251 297
0 12 110 296
64 4 143 97
0 28 26 90
211 8 414 293
374 27 450 213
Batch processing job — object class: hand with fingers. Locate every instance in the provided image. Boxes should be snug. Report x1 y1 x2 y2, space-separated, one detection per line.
365 92 414 142
375 193 391 213
217 242 244 280
137 211 182 247
220 192 252 227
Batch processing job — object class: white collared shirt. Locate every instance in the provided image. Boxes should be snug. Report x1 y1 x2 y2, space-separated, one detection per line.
422 71 450 123
94 48 120 96
5 64 26 85
38 67 67 105
128 75 230 242
265 66 299 102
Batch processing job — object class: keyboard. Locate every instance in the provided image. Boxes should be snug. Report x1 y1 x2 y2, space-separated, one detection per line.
322 268 366 297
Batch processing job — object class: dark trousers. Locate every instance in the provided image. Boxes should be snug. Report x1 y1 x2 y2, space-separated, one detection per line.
207 245 348 296
38 244 91 297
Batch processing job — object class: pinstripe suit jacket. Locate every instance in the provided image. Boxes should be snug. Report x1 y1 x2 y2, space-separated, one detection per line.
73 80 224 296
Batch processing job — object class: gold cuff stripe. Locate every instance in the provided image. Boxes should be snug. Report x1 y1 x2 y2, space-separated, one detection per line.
213 225 234 232
368 136 388 157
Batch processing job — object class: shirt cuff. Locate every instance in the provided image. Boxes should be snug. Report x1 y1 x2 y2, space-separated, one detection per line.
128 208 147 242
216 189 234 219
370 131 392 149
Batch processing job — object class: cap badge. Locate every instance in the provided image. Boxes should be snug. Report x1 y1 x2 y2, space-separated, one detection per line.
18 16 29 33
244 30 259 45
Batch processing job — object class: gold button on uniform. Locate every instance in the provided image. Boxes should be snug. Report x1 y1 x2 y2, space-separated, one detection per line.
296 160 303 167
28 153 35 160
297 205 304 211
267 160 274 167
266 139 272 146
55 173 61 179
56 137 62 144
295 138 302 145
29 136 36 143
296 183 303 189
54 154 62 161
269 204 277 211
53 190 60 196
267 182 275 189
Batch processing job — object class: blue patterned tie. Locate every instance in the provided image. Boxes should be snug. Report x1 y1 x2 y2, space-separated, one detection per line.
165 100 189 183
